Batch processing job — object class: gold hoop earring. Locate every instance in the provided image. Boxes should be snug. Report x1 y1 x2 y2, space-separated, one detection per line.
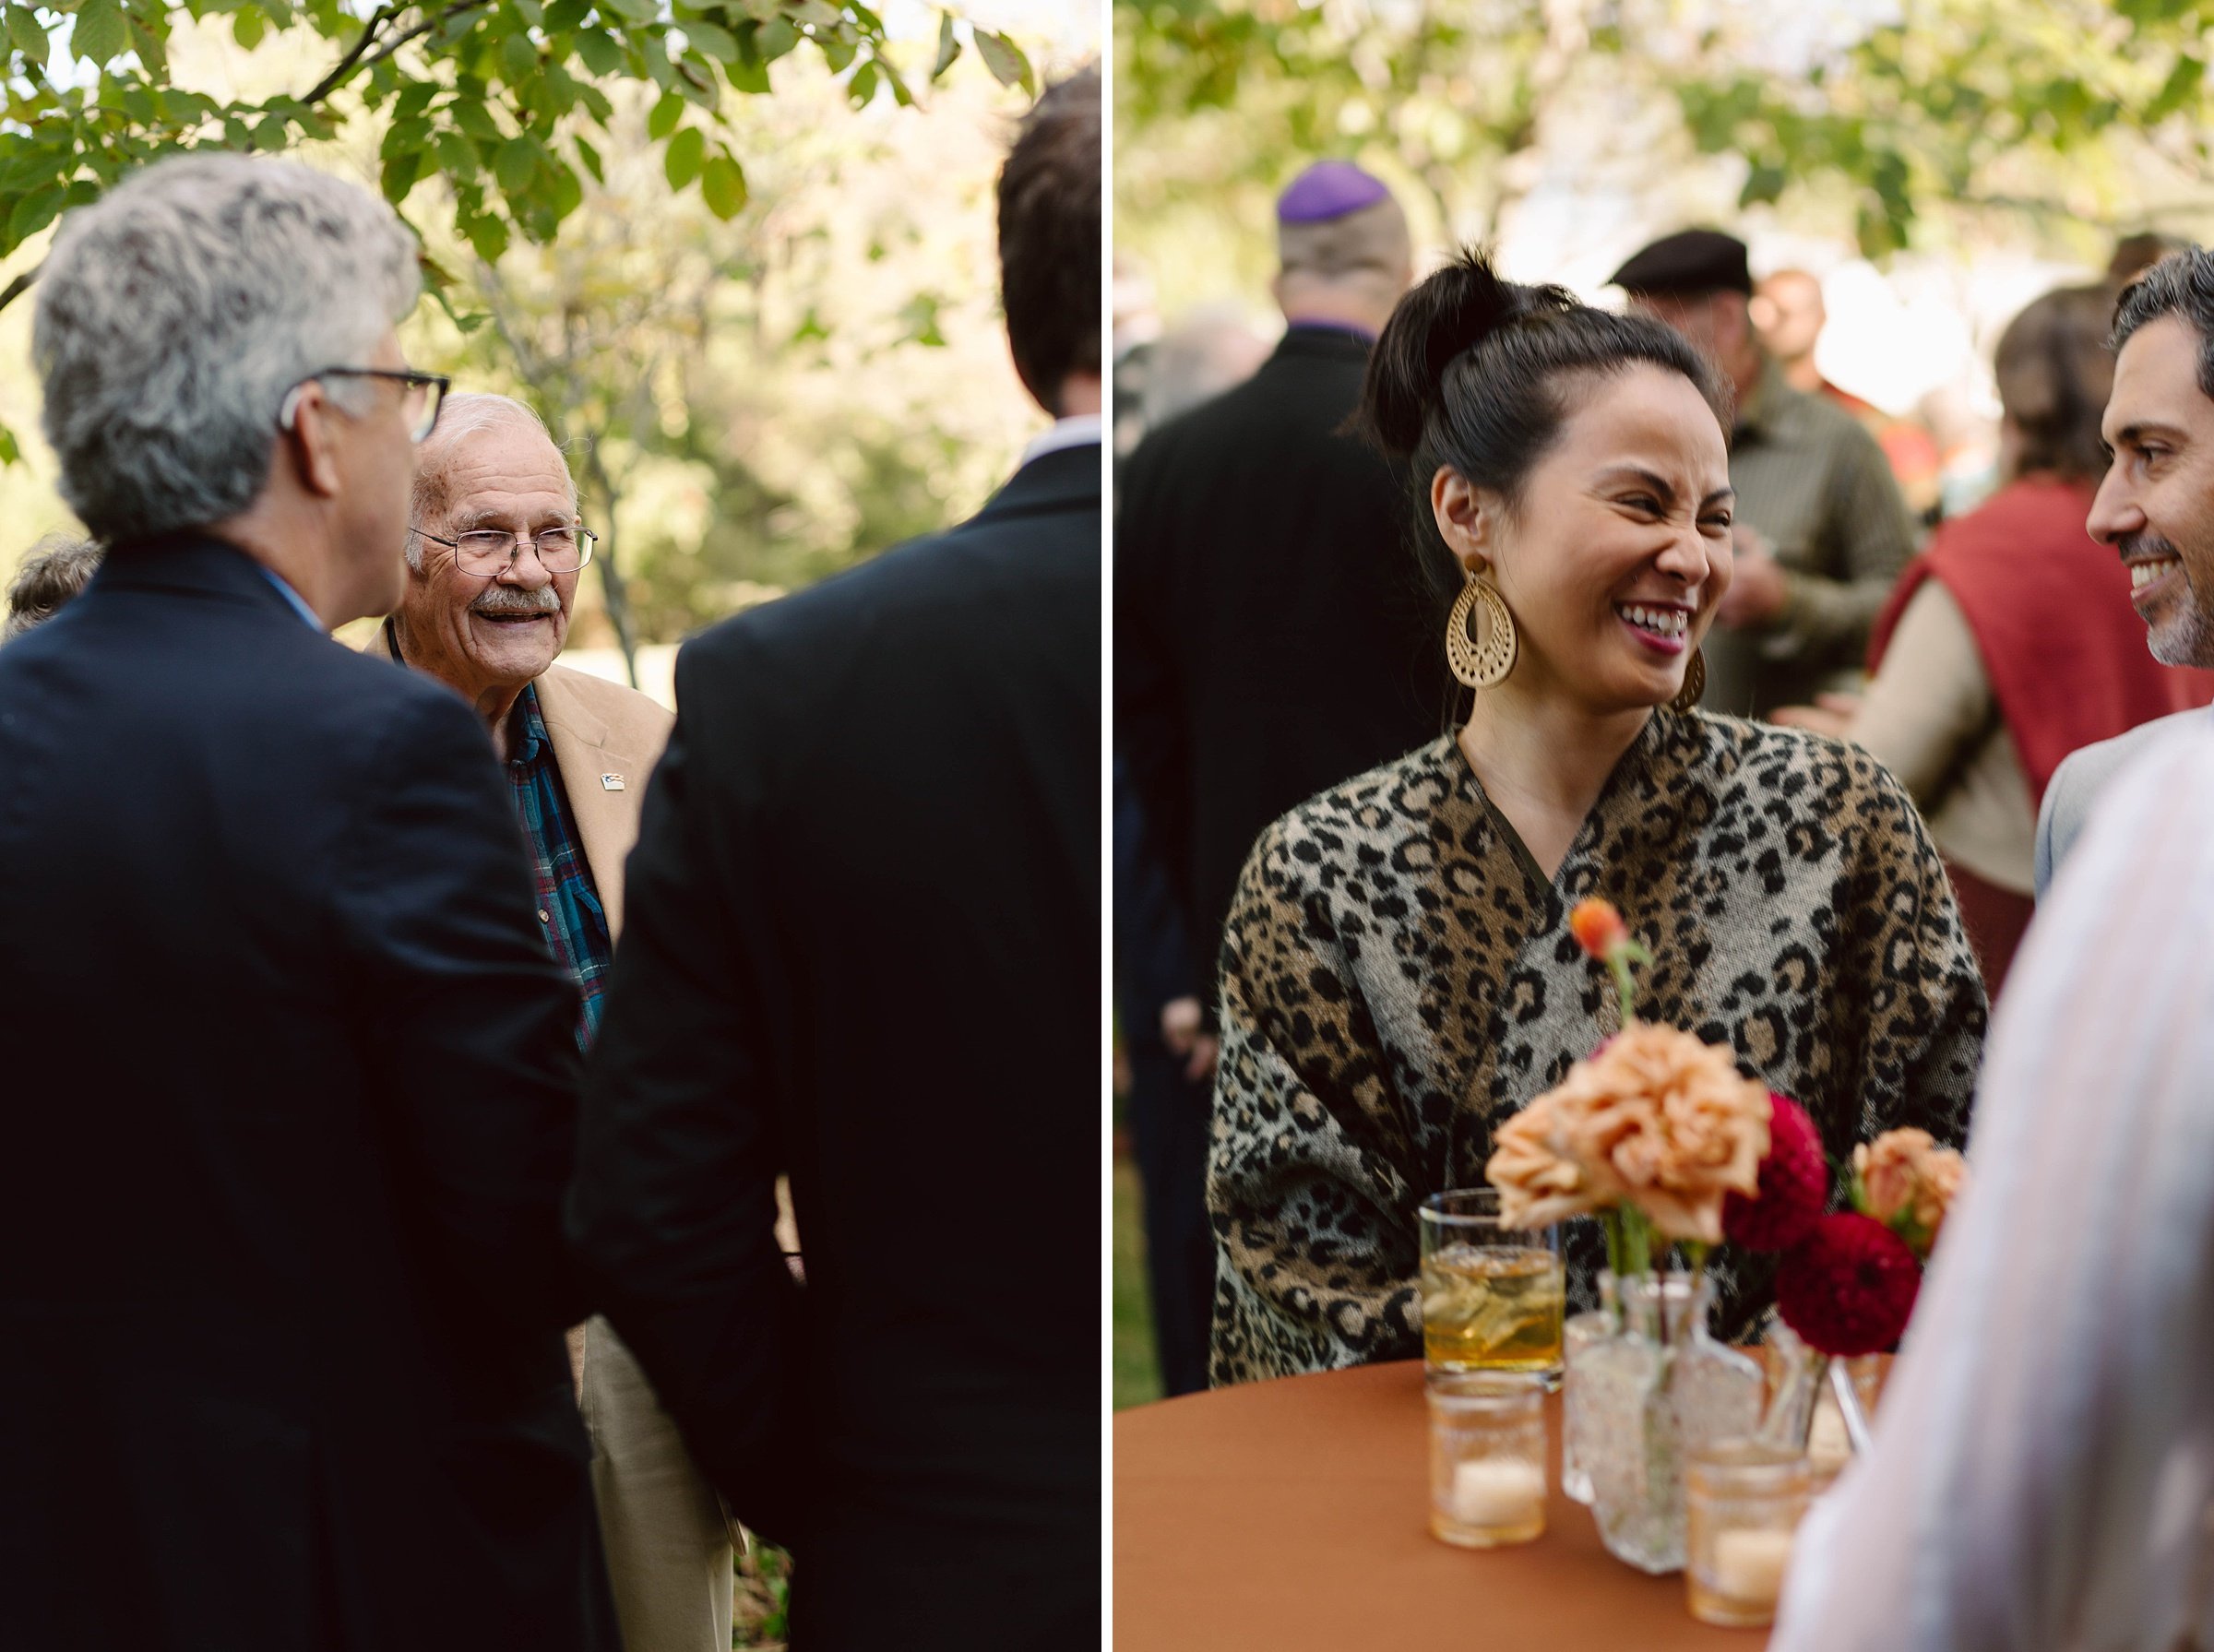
1671 647 1706 712
1445 577 1518 689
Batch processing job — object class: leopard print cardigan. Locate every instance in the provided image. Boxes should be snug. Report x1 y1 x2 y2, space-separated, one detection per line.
1207 710 1988 1386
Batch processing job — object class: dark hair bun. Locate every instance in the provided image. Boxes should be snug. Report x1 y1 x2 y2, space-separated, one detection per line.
1360 248 1571 457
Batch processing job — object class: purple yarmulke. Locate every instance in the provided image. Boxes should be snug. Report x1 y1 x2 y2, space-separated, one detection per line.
1276 161 1389 225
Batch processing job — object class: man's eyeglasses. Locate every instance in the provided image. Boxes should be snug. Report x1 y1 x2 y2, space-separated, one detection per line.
412 525 598 576
278 367 450 444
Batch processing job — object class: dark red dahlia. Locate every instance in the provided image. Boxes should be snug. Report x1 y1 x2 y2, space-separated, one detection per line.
1723 1093 1827 1253
1775 1212 1922 1357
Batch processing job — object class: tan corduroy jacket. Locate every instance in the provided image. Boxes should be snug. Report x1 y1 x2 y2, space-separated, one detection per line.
364 621 673 941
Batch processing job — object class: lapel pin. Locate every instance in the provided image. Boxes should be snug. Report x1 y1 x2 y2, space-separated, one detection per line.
601 774 625 791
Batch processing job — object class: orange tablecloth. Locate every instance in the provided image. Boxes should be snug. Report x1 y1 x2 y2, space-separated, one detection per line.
1114 1360 1768 1649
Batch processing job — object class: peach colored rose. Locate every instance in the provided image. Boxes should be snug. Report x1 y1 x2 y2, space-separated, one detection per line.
1487 1023 1769 1243
1853 1130 1967 1256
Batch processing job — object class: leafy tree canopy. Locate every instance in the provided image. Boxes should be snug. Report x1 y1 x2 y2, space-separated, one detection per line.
1118 0 2214 267
0 0 1034 292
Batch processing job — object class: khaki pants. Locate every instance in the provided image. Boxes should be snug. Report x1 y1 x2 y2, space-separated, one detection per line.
579 1316 734 1652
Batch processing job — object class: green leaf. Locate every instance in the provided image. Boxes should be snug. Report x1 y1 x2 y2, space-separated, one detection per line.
434 128 479 179
544 155 581 220
725 49 768 92
71 0 125 65
684 18 736 61
393 79 437 121
461 208 507 263
494 133 536 192
7 6 50 66
573 27 620 75
0 422 18 466
8 184 63 246
662 121 703 188
572 131 602 183
757 16 796 60
125 16 164 76
971 28 1030 94
931 9 957 80
2149 53 2204 122
250 113 289 150
848 59 875 106
500 29 535 82
452 100 503 140
647 89 684 137
511 0 542 24
701 150 744 217
231 6 264 48
379 146 423 202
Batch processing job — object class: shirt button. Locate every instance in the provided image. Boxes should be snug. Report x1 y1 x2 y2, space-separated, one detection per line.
538 909 551 922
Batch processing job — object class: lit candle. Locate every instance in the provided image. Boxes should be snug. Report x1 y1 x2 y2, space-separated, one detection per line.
1450 1457 1544 1528
1713 1527 1794 1605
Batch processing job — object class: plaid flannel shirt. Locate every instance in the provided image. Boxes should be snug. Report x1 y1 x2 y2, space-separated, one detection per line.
504 682 611 1052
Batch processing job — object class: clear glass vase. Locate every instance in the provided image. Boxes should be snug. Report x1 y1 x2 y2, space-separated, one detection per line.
1569 1270 1764 1574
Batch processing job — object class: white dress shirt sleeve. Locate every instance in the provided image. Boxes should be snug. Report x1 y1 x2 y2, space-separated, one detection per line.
1770 727 2214 1652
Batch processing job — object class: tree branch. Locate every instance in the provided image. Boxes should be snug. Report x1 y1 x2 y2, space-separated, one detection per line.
353 0 490 80
298 0 487 110
301 4 401 107
0 258 44 317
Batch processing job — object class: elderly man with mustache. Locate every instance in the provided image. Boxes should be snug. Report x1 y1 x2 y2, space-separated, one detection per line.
373 392 732 1652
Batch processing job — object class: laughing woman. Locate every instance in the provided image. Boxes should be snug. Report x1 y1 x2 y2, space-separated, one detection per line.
1207 251 1988 1385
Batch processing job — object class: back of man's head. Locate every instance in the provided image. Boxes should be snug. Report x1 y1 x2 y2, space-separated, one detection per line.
2113 246 2214 397
33 154 420 546
998 68 1101 418
1272 163 1411 335
4 534 103 641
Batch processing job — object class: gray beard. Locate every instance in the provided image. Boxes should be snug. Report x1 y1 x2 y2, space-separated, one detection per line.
2150 602 2213 668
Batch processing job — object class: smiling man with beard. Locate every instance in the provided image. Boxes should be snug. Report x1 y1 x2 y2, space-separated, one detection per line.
2036 249 2214 895
373 393 732 1652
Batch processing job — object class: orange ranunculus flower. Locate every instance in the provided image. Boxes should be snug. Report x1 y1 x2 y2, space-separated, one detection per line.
1487 1023 1770 1243
1853 1129 1968 1257
1568 897 1631 961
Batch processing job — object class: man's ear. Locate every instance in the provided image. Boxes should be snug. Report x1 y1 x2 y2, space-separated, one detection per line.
1431 468 1499 576
282 383 348 500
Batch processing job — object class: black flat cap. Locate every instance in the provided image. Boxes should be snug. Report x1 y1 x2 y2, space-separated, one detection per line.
1610 228 1753 297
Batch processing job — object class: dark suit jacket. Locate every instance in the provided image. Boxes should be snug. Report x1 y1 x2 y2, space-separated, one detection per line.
569 444 1101 1649
0 537 615 1652
1115 325 1456 1006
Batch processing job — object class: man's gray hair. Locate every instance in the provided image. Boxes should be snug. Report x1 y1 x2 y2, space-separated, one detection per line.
33 154 422 545
405 393 577 570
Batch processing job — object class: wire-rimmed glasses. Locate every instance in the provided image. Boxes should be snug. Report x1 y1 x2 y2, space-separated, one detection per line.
278 366 449 443
411 524 598 576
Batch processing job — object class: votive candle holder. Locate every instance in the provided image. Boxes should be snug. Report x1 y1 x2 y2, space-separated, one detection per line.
1425 1370 1547 1549
1684 1441 1814 1627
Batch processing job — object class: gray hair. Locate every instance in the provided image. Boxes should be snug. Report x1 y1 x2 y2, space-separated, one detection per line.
405 393 577 570
2113 245 2214 400
33 154 422 544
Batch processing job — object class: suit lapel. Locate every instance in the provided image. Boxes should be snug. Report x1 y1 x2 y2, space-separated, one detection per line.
533 668 646 944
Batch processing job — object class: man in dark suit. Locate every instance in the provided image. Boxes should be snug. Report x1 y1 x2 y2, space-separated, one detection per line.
1115 164 1450 1384
1116 161 1453 1069
0 156 615 1650
568 71 1101 1649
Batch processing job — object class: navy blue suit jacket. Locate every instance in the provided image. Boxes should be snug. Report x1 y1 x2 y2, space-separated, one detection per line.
570 445 1101 1649
0 537 614 1651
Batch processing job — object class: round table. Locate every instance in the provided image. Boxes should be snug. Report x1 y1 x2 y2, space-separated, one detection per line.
1115 1360 1769 1648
